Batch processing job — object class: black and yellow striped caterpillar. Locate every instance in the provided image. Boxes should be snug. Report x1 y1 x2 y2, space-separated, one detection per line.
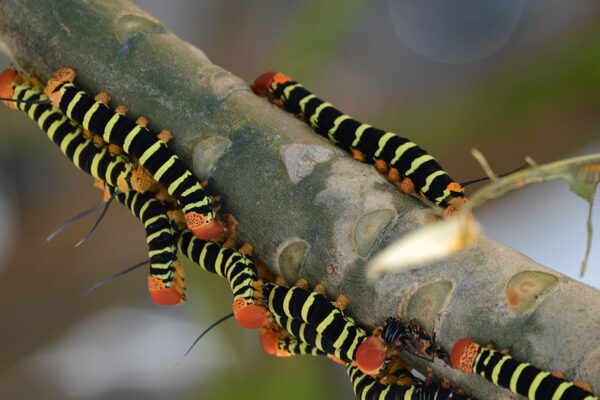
261 315 464 399
0 68 154 193
260 312 345 365
44 67 223 240
451 338 598 400
259 282 388 371
251 72 467 216
177 229 268 329
346 364 464 400
113 190 186 306
1 67 190 306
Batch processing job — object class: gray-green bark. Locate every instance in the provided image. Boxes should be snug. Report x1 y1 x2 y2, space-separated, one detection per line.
1 1 598 398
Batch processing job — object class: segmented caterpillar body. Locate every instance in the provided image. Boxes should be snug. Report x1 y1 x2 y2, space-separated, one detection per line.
261 283 369 367
0 69 148 192
252 72 467 215
261 312 345 363
346 364 465 400
113 190 185 306
451 338 598 400
273 335 328 358
45 67 223 240
177 229 268 329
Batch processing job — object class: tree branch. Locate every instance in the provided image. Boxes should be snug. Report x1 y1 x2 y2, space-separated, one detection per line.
1 1 598 398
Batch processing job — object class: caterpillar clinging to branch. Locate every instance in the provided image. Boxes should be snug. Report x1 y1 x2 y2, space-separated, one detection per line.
45 67 223 240
0 68 151 193
451 338 598 400
251 72 467 216
113 189 185 306
177 229 268 329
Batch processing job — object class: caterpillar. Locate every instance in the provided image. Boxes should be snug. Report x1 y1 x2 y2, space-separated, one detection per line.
260 282 383 371
45 67 223 240
260 312 345 364
177 229 268 329
251 72 467 216
113 189 185 306
451 338 598 400
346 364 465 400
268 333 328 358
0 68 153 193
267 322 461 400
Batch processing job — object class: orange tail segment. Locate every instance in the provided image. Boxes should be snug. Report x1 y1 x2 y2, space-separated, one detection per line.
233 298 268 329
251 72 292 96
450 338 479 373
184 213 224 240
355 336 387 375
147 276 185 306
0 67 17 109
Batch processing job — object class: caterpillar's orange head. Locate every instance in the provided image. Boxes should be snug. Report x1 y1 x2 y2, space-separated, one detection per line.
251 72 277 95
184 213 224 240
45 66 75 96
232 298 269 329
251 72 292 96
355 336 388 376
450 338 479 373
0 67 17 109
147 276 185 306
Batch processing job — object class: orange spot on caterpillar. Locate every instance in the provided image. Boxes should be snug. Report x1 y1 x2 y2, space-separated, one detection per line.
450 338 479 373
94 91 111 105
48 91 62 108
232 299 268 329
222 237 237 249
255 259 277 282
447 182 464 193
387 168 401 183
251 72 274 94
356 336 387 375
185 213 223 240
399 177 414 194
147 276 185 306
550 371 565 379
574 381 593 393
237 243 253 257
93 178 105 191
115 104 128 116
259 328 291 357
0 67 17 109
275 275 289 287
131 164 155 193
30 75 43 90
108 143 122 154
374 159 388 174
157 129 172 143
443 197 469 217
294 278 309 290
313 283 327 296
45 66 76 97
334 294 350 310
135 116 149 127
329 355 346 366
351 149 366 162
102 188 112 202
326 265 334 275
272 72 292 86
